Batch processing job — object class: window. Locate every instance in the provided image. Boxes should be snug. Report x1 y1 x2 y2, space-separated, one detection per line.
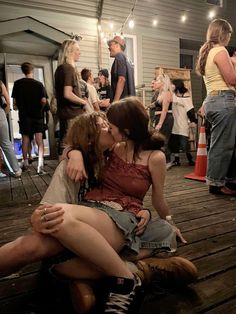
206 0 223 7
180 54 193 70
124 35 137 84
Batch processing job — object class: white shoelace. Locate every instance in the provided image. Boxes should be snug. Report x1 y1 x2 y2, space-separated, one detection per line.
105 291 135 313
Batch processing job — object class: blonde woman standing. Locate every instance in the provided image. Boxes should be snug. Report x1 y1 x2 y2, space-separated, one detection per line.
196 19 236 195
151 74 174 168
55 39 89 154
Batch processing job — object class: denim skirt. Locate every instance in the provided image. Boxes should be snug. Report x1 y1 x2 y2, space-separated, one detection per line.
46 200 177 270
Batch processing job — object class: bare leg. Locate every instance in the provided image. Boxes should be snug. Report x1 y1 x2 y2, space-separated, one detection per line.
35 132 44 172
22 134 30 162
35 132 44 161
52 203 134 279
0 231 63 277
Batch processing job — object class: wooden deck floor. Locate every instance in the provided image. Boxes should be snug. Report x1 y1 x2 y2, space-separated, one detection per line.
0 160 235 314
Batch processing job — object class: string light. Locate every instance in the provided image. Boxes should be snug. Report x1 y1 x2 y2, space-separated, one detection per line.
119 0 137 34
129 19 135 29
98 4 219 40
181 14 187 23
208 10 216 19
152 19 158 26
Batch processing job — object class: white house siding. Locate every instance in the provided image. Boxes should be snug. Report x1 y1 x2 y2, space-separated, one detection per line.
1 0 236 105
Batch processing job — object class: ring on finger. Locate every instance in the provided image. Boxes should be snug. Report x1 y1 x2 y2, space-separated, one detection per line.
44 208 47 215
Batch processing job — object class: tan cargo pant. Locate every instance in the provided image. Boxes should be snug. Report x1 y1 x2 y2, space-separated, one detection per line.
41 159 80 204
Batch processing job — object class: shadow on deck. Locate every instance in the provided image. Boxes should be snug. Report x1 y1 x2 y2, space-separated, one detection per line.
0 159 235 313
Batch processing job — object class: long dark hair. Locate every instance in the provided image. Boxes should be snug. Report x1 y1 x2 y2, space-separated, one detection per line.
172 79 188 95
196 19 233 75
107 97 164 161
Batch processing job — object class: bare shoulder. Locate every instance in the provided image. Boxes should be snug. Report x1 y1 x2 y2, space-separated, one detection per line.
148 150 166 167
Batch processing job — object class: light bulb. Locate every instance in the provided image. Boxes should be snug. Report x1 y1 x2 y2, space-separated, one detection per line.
152 19 158 26
208 10 215 19
97 24 101 31
129 19 135 29
109 22 114 29
181 14 187 23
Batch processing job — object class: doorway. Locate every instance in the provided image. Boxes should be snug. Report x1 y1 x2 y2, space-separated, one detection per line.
6 64 50 159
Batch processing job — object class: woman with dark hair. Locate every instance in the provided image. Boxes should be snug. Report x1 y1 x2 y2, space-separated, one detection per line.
196 18 236 195
170 79 197 166
98 68 111 111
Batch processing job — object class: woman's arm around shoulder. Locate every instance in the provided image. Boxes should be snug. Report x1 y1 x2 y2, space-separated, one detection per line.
62 147 88 182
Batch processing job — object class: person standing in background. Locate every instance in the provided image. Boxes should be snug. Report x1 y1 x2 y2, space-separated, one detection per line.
54 39 89 154
97 68 111 111
108 36 135 102
151 74 174 169
196 18 236 195
12 62 47 174
0 81 21 178
81 68 100 112
170 79 197 166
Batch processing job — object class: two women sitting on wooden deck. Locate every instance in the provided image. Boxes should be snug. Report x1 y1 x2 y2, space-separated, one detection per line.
0 99 197 314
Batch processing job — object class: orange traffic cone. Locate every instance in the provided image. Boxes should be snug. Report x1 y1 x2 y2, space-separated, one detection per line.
185 126 207 182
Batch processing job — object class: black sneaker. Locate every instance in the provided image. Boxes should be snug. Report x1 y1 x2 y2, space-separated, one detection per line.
104 275 142 313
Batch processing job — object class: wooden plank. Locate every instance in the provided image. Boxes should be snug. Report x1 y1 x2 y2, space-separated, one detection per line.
177 231 236 260
205 297 236 314
195 247 236 280
139 269 236 314
0 176 11 203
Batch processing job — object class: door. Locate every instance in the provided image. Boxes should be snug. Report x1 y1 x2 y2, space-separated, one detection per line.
3 53 54 158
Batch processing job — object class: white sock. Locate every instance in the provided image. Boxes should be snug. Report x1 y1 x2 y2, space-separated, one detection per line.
38 157 44 168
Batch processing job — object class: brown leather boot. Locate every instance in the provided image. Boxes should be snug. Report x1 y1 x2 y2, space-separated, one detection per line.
136 256 198 286
70 280 96 314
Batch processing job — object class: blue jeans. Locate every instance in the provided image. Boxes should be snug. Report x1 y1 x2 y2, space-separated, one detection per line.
0 108 20 173
203 91 236 186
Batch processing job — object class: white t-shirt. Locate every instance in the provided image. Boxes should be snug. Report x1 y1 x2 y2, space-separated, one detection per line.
172 94 194 137
86 83 99 113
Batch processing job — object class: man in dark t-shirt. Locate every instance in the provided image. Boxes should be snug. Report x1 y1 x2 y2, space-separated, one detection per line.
108 36 135 102
12 62 48 174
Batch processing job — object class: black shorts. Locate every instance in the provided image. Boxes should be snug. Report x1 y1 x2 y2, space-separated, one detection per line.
169 134 189 153
19 117 44 136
